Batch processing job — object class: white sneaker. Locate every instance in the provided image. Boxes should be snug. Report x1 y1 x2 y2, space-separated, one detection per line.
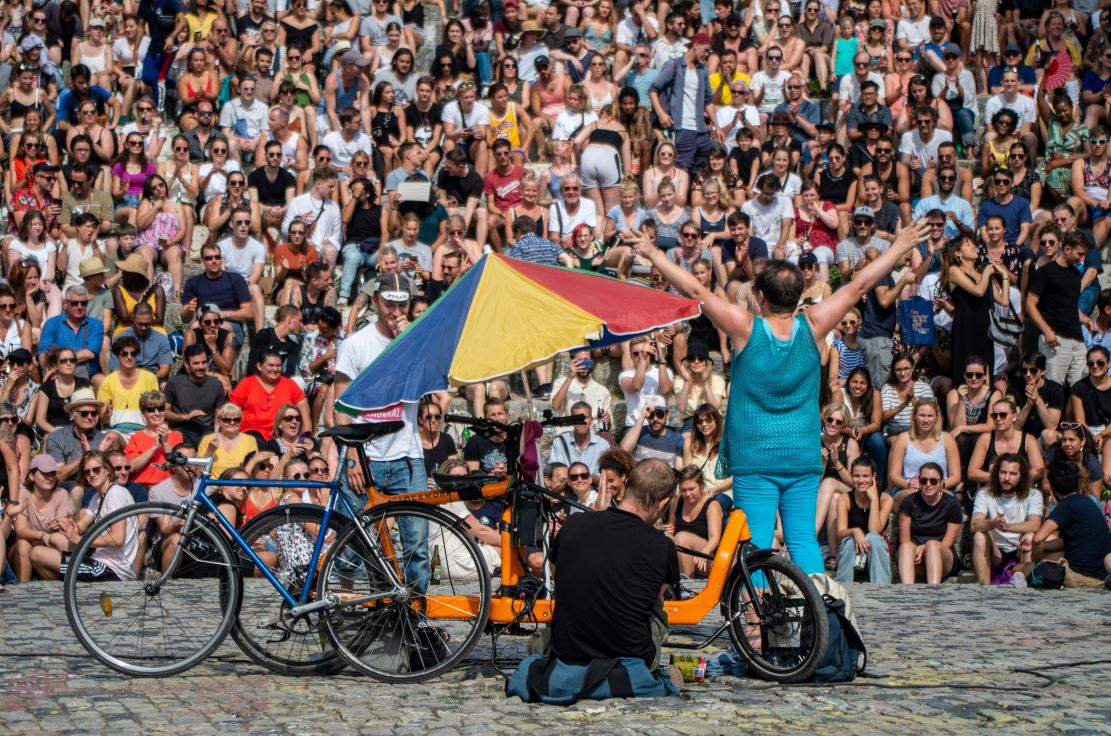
1012 572 1027 590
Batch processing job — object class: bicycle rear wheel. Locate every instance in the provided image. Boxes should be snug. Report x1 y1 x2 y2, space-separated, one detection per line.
723 553 828 684
318 502 492 683
232 504 349 676
64 502 241 677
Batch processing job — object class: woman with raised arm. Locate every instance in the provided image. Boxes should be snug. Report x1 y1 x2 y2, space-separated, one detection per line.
631 218 932 574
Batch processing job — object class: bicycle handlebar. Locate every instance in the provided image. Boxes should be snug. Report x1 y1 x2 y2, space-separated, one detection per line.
444 411 587 432
157 452 215 473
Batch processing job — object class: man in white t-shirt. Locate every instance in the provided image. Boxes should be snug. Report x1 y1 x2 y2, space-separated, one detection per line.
970 455 1044 585
283 166 343 270
320 107 374 178
898 106 952 181
983 70 1038 155
217 208 267 331
894 0 931 54
740 174 794 258
716 79 761 150
334 271 430 590
618 339 674 428
750 46 789 119
548 173 599 244
442 84 491 175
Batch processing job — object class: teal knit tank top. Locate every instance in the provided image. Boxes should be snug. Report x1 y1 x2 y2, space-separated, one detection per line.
716 313 822 478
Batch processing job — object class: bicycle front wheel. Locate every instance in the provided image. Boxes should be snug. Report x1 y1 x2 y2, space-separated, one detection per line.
64 502 241 677
318 502 492 683
723 553 829 684
233 504 349 676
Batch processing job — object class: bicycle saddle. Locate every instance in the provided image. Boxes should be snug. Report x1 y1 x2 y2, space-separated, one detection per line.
433 472 503 500
319 422 405 446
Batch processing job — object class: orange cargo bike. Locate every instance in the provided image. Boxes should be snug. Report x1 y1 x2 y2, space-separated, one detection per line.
315 412 828 684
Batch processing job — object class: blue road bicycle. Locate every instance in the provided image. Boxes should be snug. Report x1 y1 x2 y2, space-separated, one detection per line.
63 422 492 679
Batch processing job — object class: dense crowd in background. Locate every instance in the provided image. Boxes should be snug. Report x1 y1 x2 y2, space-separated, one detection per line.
0 0 1108 591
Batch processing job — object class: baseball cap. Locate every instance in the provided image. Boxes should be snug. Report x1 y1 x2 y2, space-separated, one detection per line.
32 162 58 175
852 205 876 220
798 252 819 267
725 12 742 24
943 43 962 59
929 16 946 27
645 395 667 412
1003 44 1022 55
535 54 550 68
341 50 370 67
30 454 58 474
564 27 582 39
868 19 886 30
375 272 411 301
690 32 713 45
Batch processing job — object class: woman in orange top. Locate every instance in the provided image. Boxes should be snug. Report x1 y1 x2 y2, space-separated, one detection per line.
124 391 184 488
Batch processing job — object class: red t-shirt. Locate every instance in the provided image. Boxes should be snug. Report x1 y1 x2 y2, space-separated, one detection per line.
125 429 185 485
483 164 525 211
230 376 306 440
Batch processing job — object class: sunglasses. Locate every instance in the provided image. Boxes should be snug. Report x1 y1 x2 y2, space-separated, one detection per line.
964 371 984 379
1087 359 1107 368
84 465 106 476
1058 421 1082 431
283 415 301 422
767 55 783 61
993 178 1012 185
1021 367 1040 375
651 409 667 419
1091 138 1109 146
853 219 874 226
221 416 242 423
76 409 99 418
568 472 590 481
288 472 308 480
989 411 1010 419
58 356 77 364
1040 239 1058 246
919 477 941 486
202 317 223 326
202 254 223 261
118 350 138 358
562 186 580 192
310 466 329 474
825 417 844 427
681 232 699 239
68 300 89 307
421 413 442 421
143 405 166 412
0 416 18 425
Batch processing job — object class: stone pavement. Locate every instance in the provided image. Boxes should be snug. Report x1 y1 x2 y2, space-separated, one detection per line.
1 582 1109 735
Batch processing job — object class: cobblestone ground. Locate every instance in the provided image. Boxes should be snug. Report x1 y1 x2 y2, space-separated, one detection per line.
1 582 1109 735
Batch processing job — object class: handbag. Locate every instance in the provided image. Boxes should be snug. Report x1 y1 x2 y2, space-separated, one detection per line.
989 302 1023 349
897 296 935 346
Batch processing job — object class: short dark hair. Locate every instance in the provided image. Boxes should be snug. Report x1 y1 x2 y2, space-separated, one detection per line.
512 215 537 237
182 343 208 362
753 260 804 314
850 455 876 474
74 212 99 229
112 334 140 355
1047 459 1080 497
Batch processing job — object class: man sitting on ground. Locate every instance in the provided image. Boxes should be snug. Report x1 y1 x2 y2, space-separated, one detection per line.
508 458 682 702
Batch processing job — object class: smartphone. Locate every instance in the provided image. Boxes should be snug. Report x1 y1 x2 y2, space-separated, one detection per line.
298 431 311 443
579 359 594 371
194 29 202 41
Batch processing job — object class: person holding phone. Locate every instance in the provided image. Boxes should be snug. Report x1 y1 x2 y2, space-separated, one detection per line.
551 349 613 427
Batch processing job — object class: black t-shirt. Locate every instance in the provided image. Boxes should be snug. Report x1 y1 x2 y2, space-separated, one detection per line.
423 432 458 480
1070 377 1111 428
245 327 302 377
163 373 225 443
1048 494 1111 579
1028 261 1082 340
901 491 962 545
347 204 383 246
436 169 484 207
872 201 901 236
728 146 761 186
550 507 679 666
248 167 296 206
404 103 443 149
463 433 508 474
40 377 93 429
1007 373 1065 437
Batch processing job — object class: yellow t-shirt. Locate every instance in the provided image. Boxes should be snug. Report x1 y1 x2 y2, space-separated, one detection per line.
673 373 729 419
97 369 159 432
198 432 259 479
708 71 752 107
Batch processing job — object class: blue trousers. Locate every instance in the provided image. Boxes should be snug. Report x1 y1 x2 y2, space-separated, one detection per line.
954 107 976 149
340 244 377 301
733 472 824 575
368 457 430 592
475 51 493 86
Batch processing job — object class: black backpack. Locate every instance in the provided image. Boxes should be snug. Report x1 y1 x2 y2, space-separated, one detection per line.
812 595 867 683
